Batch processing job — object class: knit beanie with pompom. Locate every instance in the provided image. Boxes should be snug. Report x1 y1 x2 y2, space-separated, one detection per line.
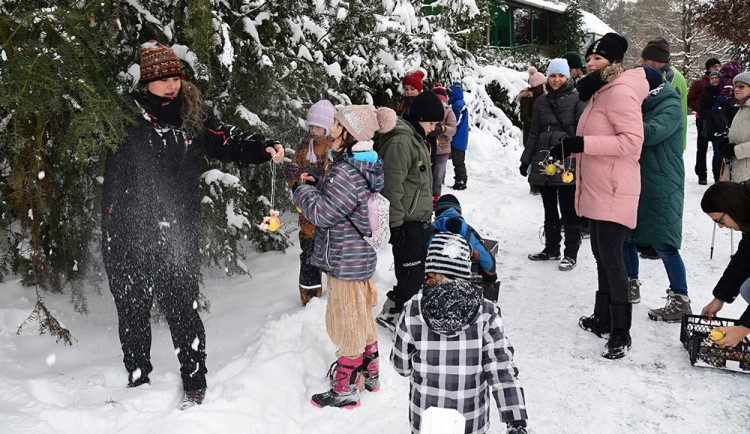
335 105 397 142
402 69 426 92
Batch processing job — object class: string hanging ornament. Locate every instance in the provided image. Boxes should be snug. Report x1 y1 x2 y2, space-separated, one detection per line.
540 140 574 183
259 161 282 231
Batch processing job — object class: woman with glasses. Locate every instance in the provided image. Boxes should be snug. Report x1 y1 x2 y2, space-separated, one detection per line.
700 181 750 347
718 72 750 182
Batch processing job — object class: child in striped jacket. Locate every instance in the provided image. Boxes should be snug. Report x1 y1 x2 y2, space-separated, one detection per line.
293 104 396 409
391 229 528 433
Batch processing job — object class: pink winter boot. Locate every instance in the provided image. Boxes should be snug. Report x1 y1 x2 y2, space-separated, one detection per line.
311 355 362 409
362 342 380 392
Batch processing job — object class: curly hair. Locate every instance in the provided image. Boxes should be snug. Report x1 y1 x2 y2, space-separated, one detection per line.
179 80 207 137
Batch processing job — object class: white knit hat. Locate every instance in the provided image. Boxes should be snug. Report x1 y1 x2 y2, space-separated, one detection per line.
306 100 336 135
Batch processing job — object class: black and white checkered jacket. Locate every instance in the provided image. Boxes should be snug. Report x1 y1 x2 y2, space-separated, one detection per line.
390 289 528 433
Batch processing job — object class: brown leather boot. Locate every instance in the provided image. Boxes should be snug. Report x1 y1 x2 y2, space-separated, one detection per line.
300 285 322 305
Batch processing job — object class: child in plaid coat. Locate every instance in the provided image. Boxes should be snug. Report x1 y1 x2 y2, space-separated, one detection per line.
391 230 528 434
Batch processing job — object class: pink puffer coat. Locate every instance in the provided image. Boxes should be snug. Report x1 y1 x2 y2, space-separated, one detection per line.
574 68 649 229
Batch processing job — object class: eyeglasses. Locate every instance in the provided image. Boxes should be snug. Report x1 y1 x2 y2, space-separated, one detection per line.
713 212 727 225
735 84 747 89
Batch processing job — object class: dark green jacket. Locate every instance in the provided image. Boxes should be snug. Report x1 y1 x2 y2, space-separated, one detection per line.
376 118 433 226
627 82 685 248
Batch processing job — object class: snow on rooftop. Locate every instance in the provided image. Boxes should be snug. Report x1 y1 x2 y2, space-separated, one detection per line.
509 0 614 36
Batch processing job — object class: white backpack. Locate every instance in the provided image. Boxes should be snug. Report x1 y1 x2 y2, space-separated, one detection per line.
348 192 390 253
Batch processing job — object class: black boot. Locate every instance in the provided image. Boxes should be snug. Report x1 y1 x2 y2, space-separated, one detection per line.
602 303 632 359
529 222 561 260
579 291 610 338
451 178 467 190
560 224 581 270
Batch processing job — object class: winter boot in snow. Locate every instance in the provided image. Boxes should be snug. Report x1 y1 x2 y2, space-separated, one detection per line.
127 369 150 388
299 284 322 305
558 256 576 270
312 355 363 409
362 342 380 392
529 222 561 261
579 291 610 338
602 328 632 360
451 178 467 190
628 278 641 304
602 303 632 359
179 388 206 410
376 297 400 335
647 289 692 322
562 224 581 259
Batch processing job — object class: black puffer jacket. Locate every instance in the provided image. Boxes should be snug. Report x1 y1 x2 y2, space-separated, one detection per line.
712 181 750 328
520 80 587 186
101 91 271 260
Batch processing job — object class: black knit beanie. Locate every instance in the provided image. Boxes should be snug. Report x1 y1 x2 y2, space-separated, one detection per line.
705 58 721 72
435 194 461 217
641 37 671 63
585 32 628 64
407 91 445 123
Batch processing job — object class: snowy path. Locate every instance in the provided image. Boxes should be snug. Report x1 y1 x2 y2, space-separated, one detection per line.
1 119 749 433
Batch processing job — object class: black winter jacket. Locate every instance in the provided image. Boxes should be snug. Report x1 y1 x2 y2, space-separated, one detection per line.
101 91 271 259
712 181 750 328
521 80 587 186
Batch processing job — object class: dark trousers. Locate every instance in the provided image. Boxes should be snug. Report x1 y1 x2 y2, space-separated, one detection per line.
299 236 322 287
539 185 580 225
451 147 467 180
103 230 207 391
589 220 630 329
387 221 428 310
695 117 709 181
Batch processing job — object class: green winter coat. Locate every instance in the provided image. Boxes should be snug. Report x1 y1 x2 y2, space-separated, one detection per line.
377 118 433 227
627 82 685 248
669 65 688 149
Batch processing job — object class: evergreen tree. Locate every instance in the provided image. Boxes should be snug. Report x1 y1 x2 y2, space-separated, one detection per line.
0 0 521 344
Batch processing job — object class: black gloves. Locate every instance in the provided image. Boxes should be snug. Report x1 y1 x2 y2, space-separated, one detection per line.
481 269 497 284
519 162 528 177
389 225 405 246
720 140 736 159
549 136 584 160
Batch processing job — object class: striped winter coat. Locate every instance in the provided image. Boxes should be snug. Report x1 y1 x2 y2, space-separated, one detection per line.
391 281 527 434
294 143 384 281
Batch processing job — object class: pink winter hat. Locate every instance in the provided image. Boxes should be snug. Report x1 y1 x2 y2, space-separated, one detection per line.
335 105 397 142
306 99 336 135
529 71 546 88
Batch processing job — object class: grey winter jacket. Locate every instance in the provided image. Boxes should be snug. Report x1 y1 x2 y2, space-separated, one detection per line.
377 118 433 226
521 80 586 186
294 146 384 281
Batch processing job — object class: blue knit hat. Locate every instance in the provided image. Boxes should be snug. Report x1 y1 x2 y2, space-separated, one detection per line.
547 58 571 79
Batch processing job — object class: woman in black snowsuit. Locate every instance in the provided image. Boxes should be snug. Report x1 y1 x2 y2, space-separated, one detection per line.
519 58 587 270
101 41 284 409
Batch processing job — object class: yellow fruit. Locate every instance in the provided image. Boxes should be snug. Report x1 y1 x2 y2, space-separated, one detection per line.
561 171 574 183
295 205 302 213
709 329 725 341
545 164 557 175
268 216 281 231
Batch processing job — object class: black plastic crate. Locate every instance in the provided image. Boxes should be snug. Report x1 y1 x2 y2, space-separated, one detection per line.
680 314 750 372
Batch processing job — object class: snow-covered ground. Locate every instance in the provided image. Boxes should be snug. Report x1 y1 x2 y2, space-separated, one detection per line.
1 119 749 434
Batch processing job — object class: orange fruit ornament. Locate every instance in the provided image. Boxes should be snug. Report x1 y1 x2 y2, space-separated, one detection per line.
561 171 574 183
